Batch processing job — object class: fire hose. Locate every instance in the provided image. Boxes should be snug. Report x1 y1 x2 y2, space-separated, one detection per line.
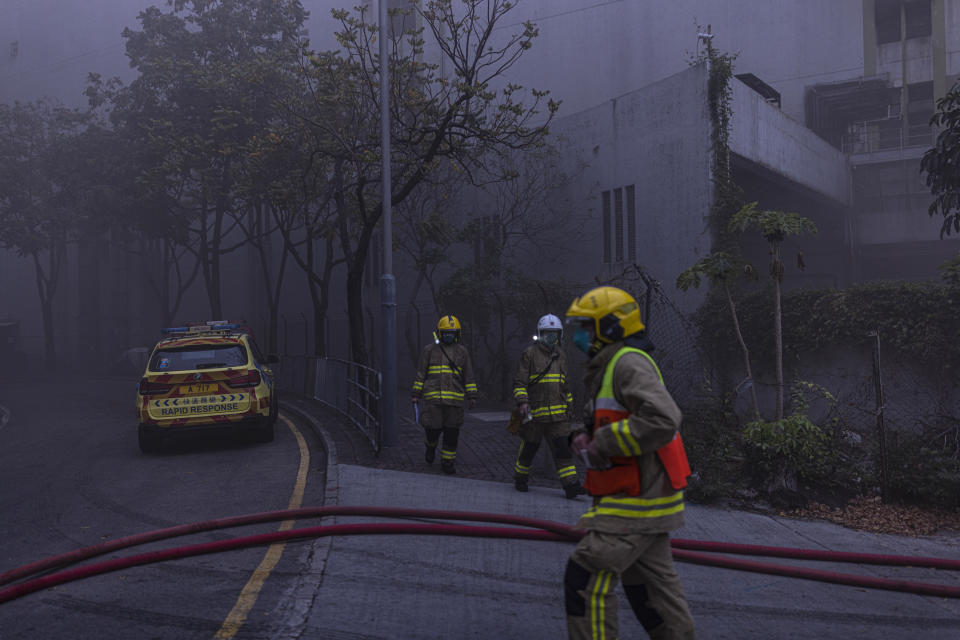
1 506 958 605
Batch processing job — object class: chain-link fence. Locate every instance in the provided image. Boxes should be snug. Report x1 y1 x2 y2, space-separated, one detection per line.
598 265 711 411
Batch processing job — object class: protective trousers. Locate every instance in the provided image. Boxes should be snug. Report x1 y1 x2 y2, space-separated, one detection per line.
514 421 577 487
565 530 695 640
421 404 464 466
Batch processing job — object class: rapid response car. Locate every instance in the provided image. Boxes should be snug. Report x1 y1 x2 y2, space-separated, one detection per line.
136 321 279 453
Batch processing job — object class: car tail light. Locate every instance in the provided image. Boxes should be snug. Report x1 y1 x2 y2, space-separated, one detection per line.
138 377 172 396
226 369 261 388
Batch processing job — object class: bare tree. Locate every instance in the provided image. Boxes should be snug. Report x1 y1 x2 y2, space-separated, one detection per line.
291 0 559 364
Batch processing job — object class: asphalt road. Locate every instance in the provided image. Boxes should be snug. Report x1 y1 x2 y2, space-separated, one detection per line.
0 377 327 640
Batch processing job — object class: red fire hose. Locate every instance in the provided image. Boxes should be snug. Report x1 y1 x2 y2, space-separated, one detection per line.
1 507 958 605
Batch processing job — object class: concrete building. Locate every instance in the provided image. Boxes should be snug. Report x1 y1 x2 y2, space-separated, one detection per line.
497 0 960 287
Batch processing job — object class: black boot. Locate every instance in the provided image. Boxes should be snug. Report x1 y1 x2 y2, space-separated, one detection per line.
564 483 586 499
514 476 529 492
441 460 456 475
425 446 436 464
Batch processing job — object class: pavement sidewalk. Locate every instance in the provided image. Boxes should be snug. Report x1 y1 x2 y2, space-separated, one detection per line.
281 397 960 640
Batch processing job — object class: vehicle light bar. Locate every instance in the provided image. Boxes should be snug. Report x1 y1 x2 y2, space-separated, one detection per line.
162 321 240 334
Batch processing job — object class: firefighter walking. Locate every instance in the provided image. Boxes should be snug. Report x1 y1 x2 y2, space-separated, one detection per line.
511 314 585 499
411 315 478 475
564 286 696 640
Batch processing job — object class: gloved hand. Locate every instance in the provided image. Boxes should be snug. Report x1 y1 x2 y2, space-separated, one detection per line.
468 398 476 410
518 402 529 416
571 433 609 469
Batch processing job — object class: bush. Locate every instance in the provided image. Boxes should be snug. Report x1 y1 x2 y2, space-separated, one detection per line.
680 383 747 503
743 414 832 481
882 427 960 509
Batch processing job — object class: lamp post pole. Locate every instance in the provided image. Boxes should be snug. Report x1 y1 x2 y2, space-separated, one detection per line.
379 0 398 447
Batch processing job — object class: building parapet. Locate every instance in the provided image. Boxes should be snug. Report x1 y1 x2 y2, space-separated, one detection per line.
729 76 851 206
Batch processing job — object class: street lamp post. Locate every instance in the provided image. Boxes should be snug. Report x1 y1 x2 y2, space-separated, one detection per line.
379 0 398 447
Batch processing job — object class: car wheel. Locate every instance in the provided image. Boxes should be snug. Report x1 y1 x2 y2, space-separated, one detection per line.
269 391 279 426
138 424 161 453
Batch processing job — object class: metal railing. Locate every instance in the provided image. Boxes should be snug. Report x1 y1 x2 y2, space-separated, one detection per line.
842 119 933 154
311 357 382 453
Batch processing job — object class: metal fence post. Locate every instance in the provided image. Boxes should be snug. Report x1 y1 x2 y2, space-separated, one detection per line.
870 329 889 502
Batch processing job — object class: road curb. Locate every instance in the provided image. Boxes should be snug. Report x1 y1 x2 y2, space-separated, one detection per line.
272 397 342 640
280 397 341 508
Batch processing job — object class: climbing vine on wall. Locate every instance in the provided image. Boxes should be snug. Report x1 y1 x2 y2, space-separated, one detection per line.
694 280 960 376
695 43 743 253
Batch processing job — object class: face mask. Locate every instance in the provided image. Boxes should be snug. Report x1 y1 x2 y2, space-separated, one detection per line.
441 333 456 345
541 332 559 347
573 328 593 354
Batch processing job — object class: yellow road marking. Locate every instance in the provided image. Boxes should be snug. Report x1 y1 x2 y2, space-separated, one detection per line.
214 414 310 639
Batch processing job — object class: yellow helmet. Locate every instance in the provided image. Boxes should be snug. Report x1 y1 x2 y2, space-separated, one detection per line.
437 315 461 332
565 286 644 345
436 315 461 344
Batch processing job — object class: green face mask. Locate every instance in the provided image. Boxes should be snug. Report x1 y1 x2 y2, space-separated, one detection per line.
573 328 592 354
541 332 559 347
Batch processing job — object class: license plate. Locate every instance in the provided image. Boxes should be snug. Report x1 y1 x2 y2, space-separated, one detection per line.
179 383 217 395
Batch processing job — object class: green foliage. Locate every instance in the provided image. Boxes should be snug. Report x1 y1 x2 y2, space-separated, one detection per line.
690 41 743 252
742 381 837 483
883 426 960 509
787 284 957 366
680 383 747 503
920 79 960 238
729 202 818 246
696 281 960 375
675 251 743 291
940 253 960 288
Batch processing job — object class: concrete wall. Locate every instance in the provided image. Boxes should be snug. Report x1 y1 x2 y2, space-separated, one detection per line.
729 77 851 206
547 63 714 315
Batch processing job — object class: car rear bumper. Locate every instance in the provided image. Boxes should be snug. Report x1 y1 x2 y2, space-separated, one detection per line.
139 414 268 437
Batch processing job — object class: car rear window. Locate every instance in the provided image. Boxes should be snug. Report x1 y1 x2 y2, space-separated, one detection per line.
149 344 248 372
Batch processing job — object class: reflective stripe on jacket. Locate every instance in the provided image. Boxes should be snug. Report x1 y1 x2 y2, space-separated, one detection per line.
512 342 573 422
412 343 477 406
577 343 688 534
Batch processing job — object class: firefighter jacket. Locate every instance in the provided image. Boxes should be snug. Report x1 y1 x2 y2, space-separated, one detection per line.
574 337 689 535
512 341 574 422
412 342 478 406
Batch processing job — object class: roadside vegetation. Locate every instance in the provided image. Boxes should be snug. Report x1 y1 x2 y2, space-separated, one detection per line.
677 46 960 527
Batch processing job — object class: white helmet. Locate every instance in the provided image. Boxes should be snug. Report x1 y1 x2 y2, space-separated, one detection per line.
537 314 563 341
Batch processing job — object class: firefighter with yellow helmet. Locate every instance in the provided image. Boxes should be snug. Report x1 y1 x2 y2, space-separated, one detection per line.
411 315 478 475
564 286 695 640
511 313 585 499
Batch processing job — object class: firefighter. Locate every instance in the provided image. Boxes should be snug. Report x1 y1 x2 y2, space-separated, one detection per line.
411 315 478 475
564 286 696 640
511 313 585 499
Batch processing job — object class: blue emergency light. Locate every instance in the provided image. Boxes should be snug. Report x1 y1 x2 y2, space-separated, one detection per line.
162 322 240 334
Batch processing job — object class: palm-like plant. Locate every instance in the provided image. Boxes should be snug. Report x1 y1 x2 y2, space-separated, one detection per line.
729 202 817 420
677 251 760 419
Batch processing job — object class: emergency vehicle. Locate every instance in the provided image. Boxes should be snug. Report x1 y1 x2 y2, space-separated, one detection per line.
136 321 279 452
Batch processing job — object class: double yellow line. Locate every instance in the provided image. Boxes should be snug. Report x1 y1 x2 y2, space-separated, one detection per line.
214 414 310 639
